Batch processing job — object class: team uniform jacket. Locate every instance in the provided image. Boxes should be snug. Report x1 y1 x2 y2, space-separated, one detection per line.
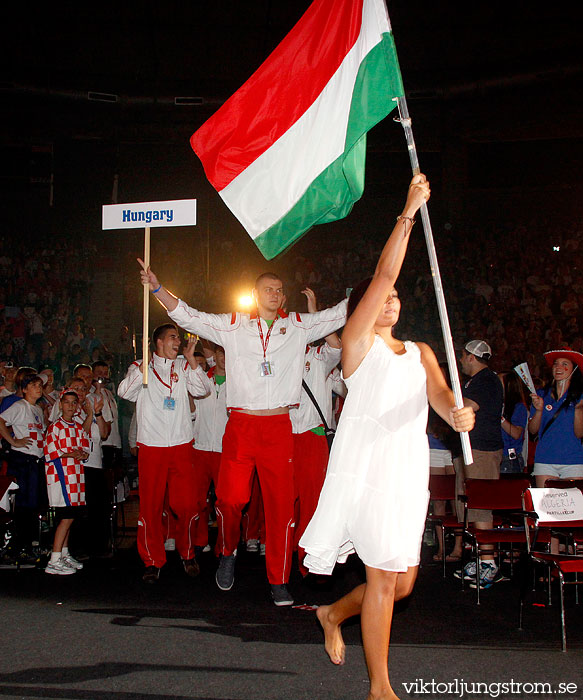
44 418 90 506
118 354 212 447
193 368 228 452
290 343 341 434
0 400 45 458
169 298 348 410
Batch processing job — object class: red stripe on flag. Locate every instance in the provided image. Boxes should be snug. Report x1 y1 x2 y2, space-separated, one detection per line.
191 0 364 191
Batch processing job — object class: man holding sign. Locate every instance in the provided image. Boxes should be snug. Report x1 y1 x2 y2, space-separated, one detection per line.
138 262 347 605
118 325 212 583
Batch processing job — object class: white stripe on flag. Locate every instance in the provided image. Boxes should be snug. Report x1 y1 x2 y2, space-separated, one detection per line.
219 0 389 240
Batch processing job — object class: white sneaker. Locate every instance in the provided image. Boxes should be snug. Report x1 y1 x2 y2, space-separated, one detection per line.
202 544 211 553
259 543 266 556
164 538 176 552
45 558 76 575
62 554 83 570
246 538 259 553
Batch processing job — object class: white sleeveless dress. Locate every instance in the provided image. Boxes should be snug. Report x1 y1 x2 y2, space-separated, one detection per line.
300 336 430 574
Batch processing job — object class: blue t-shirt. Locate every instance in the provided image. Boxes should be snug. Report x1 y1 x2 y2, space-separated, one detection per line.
428 434 447 450
0 394 22 414
531 388 583 465
502 402 528 455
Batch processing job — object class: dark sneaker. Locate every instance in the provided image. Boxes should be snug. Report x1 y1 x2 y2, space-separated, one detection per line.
142 566 160 584
182 558 200 578
270 583 294 606
216 553 236 591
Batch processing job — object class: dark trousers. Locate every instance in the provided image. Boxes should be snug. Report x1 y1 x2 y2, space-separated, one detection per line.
7 450 46 552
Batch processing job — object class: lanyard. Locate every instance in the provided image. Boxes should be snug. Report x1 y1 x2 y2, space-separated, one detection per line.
151 361 176 396
257 318 276 360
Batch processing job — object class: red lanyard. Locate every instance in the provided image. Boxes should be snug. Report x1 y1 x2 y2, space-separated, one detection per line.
151 361 176 396
257 318 276 360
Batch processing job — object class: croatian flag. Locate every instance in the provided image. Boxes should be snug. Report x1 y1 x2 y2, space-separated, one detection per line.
191 0 404 260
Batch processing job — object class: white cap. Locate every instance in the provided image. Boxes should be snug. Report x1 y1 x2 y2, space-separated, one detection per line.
465 339 492 360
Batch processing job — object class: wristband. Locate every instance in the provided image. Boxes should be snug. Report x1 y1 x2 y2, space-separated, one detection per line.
95 411 102 417
152 284 162 294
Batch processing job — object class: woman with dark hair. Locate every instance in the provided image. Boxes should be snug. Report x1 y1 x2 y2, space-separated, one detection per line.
299 174 474 700
500 371 529 474
528 349 583 484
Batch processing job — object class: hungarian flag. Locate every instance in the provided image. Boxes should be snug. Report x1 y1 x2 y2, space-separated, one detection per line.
191 0 404 260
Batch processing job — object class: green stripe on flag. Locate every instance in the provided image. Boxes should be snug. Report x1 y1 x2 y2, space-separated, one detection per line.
254 32 404 260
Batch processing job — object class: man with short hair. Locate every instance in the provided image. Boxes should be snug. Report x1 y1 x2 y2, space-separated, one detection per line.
118 324 212 583
138 263 347 605
454 339 504 589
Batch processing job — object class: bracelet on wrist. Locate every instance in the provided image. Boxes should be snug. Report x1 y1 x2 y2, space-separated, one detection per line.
396 215 416 226
95 411 102 417
152 283 162 294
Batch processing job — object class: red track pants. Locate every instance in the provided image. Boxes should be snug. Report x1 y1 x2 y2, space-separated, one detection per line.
137 441 198 567
293 431 329 576
192 448 221 548
216 412 294 584
241 470 265 545
162 488 177 542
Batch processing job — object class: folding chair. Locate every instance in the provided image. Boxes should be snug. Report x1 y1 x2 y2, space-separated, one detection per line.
426 474 462 577
460 477 531 604
520 486 583 651
0 475 18 566
544 479 583 557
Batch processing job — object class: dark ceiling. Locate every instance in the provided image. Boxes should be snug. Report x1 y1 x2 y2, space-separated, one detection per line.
3 1 582 144
1 1 582 263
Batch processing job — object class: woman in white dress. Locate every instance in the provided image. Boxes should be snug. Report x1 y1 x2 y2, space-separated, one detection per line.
299 174 474 700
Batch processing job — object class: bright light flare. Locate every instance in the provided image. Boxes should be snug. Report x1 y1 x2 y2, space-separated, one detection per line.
239 294 254 309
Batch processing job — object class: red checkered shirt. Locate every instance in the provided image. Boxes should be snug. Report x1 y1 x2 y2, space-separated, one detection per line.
44 419 90 506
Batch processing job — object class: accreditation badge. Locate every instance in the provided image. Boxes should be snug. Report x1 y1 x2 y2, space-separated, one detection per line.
260 361 274 377
163 396 176 411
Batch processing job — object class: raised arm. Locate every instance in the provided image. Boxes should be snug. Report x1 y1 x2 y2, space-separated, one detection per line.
342 175 430 367
302 287 341 349
138 259 179 312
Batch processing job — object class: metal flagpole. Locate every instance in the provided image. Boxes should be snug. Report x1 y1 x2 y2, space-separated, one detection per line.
394 95 473 465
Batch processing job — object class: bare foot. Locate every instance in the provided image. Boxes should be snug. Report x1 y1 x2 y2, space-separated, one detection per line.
366 687 400 700
316 605 345 665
